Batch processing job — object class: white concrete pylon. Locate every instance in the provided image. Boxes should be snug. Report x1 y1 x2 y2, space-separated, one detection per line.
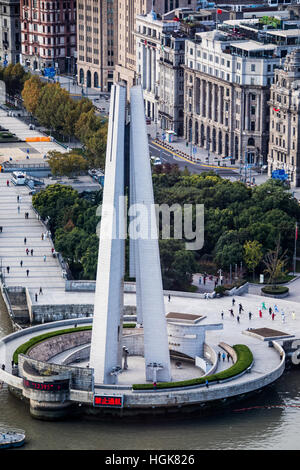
130 85 172 383
89 85 126 385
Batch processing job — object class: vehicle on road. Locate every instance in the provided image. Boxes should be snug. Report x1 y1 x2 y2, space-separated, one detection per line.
154 157 162 166
11 171 26 186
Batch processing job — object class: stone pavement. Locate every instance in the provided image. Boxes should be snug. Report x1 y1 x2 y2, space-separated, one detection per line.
0 108 67 164
0 173 65 290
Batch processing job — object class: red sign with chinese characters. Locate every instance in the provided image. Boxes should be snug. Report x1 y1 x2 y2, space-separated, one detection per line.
93 395 123 408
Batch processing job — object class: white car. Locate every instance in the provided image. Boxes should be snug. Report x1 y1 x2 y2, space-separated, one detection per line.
154 157 162 166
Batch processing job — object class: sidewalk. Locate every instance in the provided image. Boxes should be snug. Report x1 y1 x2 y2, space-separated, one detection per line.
0 174 65 290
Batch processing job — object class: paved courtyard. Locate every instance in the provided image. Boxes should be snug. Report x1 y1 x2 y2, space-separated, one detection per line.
0 108 67 165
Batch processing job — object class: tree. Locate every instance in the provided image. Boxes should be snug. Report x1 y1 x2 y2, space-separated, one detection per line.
47 150 88 177
243 240 263 281
3 63 30 98
22 75 44 115
263 239 288 286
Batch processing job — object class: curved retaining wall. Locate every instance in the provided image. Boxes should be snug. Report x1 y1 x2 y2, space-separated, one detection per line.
0 318 286 417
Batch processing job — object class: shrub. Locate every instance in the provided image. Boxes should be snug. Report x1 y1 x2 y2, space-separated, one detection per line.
214 285 227 296
261 285 289 295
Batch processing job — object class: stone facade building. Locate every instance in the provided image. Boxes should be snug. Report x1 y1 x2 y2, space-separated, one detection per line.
268 49 300 187
115 0 198 96
0 0 21 66
184 30 280 164
20 0 76 73
76 0 117 92
135 10 186 135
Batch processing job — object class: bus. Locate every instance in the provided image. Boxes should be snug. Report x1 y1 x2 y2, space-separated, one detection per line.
11 172 26 186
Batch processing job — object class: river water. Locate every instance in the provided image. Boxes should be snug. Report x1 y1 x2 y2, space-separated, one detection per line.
1 298 300 451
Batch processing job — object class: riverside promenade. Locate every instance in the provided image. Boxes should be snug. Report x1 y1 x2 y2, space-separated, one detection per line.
0 173 65 290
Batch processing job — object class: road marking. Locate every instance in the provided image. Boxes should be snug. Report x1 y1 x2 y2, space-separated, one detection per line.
150 141 237 171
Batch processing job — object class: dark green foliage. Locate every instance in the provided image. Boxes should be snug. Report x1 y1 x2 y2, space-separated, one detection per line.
261 285 289 295
32 184 101 280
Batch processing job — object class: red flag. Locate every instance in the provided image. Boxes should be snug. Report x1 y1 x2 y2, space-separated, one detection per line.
273 107 280 112
217 9 222 14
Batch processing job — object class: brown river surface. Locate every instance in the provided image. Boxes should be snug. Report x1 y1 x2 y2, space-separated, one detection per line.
1 296 300 451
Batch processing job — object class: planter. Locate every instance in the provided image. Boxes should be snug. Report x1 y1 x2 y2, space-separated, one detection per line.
261 286 289 298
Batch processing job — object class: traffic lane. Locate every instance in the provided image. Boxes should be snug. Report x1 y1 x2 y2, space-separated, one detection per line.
149 141 239 177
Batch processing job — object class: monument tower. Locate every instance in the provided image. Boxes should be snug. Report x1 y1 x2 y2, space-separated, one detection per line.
89 84 172 385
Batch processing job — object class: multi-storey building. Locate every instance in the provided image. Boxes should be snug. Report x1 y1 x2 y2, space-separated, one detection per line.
0 0 21 66
184 30 280 164
20 0 76 73
76 0 117 91
136 10 186 134
115 0 198 95
268 49 300 187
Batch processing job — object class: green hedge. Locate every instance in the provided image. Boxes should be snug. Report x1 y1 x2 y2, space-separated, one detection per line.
13 323 136 365
132 344 253 390
261 286 289 295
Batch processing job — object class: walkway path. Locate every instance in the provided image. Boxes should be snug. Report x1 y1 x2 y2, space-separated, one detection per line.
0 173 65 290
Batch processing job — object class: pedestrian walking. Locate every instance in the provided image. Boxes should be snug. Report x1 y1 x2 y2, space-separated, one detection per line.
39 287 43 295
232 298 235 306
227 352 231 362
205 379 209 388
6 266 10 274
17 206 20 214
239 303 244 314
221 310 224 320
6 179 9 187
248 311 252 320
26 269 29 277
229 308 234 317
222 352 226 362
43 255 46 262
259 309 262 318
262 301 267 310
269 307 272 316
24 237 27 245
26 248 29 255
30 249 33 256
41 233 44 241
237 315 240 323
292 311 296 320
20 260 23 267
218 351 221 361
35 293 38 302
153 382 157 390
168 294 171 302
0 226 2 233
272 313 275 321
17 195 19 203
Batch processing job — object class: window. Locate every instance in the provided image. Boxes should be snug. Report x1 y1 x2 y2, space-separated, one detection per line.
251 64 256 72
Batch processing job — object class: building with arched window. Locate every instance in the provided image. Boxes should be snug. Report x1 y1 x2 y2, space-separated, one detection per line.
183 30 279 165
268 49 300 187
76 0 117 92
